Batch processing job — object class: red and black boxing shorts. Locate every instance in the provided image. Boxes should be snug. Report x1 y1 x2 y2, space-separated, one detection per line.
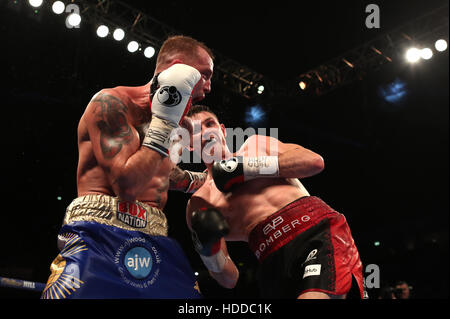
248 196 365 298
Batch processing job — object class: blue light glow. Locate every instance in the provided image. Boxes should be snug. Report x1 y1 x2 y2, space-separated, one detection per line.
378 78 408 104
245 105 266 124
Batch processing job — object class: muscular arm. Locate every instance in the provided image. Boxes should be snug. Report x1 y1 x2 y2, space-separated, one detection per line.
169 164 208 192
207 238 239 289
168 165 190 191
186 199 239 289
85 91 164 201
244 135 325 179
278 143 325 178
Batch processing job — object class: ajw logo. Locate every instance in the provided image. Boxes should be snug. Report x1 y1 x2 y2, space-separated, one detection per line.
124 247 153 279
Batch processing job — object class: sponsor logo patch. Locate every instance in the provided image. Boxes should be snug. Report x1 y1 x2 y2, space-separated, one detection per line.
303 264 321 278
157 86 181 107
124 247 153 279
117 201 147 228
114 237 162 288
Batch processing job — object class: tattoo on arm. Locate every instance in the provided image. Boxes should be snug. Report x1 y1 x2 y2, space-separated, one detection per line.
169 166 207 192
169 166 190 191
92 94 133 159
154 179 170 206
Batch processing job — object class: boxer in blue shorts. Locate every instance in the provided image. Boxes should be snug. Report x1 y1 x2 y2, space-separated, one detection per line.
41 35 214 299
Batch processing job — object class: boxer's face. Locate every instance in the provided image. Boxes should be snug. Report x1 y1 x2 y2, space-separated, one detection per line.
191 48 214 103
156 47 213 103
178 47 213 103
182 111 226 163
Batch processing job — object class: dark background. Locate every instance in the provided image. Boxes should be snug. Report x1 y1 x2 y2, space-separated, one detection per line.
0 0 448 299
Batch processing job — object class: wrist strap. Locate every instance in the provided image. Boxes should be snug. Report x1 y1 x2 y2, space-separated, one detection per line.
185 170 207 193
199 250 228 273
142 115 177 157
243 156 279 179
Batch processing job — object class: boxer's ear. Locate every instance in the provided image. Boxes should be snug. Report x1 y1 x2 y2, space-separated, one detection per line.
220 123 226 137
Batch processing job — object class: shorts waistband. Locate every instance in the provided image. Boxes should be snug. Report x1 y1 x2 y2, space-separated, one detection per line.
248 196 338 262
63 194 168 237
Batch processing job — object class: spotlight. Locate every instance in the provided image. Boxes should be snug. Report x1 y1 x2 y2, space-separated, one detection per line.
299 81 307 90
52 1 65 14
257 85 264 94
127 41 139 53
435 39 448 52
28 0 43 7
113 28 125 41
405 47 421 63
67 13 81 27
144 46 155 58
420 48 433 60
96 25 109 38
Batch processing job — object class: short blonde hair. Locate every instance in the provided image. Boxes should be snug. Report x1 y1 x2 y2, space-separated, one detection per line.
156 35 214 67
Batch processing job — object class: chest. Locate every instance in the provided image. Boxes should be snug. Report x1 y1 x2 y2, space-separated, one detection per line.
191 180 244 220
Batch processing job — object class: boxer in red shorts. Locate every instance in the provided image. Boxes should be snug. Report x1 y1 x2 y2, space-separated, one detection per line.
183 105 366 299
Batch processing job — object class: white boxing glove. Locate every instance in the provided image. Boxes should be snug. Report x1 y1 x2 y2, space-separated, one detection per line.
143 63 201 157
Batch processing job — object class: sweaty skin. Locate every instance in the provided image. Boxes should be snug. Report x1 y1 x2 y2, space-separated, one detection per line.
188 144 311 242
185 111 336 298
76 46 214 209
185 111 318 241
77 85 171 208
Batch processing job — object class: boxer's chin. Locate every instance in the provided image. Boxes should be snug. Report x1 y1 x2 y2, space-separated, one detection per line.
202 139 224 164
192 92 204 104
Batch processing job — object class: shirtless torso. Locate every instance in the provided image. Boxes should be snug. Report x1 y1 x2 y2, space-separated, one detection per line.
187 135 311 242
76 84 172 208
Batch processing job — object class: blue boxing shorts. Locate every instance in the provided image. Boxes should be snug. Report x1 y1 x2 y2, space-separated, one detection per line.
41 194 202 299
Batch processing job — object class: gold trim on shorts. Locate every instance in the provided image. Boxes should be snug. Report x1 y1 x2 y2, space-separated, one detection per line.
63 194 168 237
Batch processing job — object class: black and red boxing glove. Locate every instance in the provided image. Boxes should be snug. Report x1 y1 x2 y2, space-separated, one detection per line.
212 156 280 192
191 208 230 272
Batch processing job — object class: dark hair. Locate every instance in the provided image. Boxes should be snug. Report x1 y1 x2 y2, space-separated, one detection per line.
186 104 219 120
156 35 214 67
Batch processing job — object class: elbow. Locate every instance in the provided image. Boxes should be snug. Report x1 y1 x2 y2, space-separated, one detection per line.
221 272 239 289
211 266 239 289
222 281 237 289
117 189 137 203
313 155 325 173
113 174 138 202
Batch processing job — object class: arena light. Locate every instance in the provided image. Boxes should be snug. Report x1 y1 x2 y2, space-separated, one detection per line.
435 39 448 52
113 28 125 41
144 46 155 58
405 47 421 63
96 25 109 38
299 81 307 90
28 0 43 8
420 48 433 60
52 1 65 14
67 13 81 27
127 41 139 53
257 85 264 94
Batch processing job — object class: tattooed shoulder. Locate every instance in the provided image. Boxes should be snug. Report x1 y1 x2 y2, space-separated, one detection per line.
91 93 134 159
